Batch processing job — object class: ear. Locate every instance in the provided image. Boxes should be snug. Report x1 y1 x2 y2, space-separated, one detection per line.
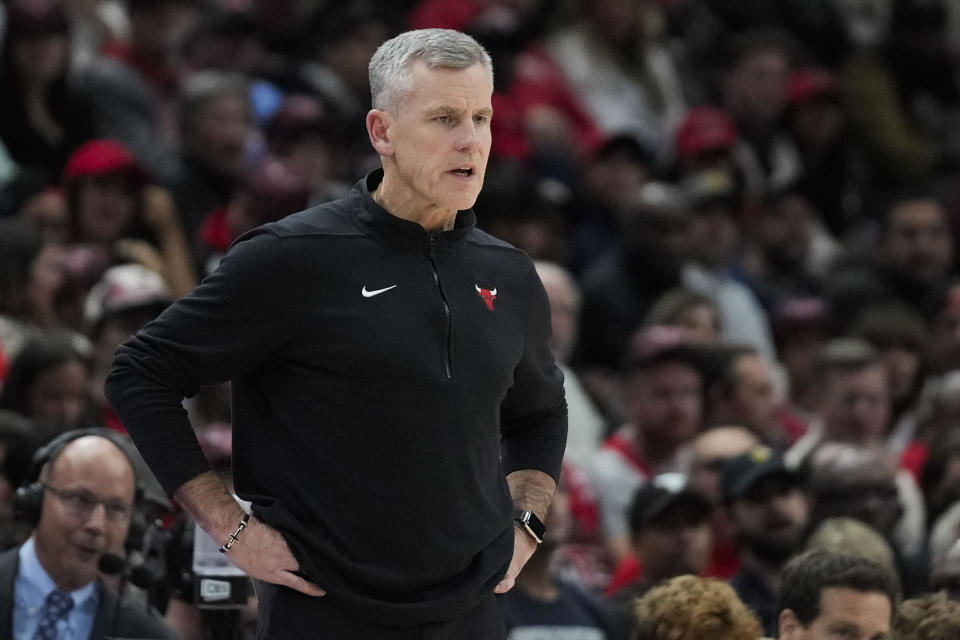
366 109 394 157
778 609 802 639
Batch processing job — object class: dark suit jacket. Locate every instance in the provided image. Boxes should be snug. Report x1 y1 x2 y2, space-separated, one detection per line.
0 546 178 639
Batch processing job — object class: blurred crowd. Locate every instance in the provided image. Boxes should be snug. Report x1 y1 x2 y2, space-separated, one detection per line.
4 0 960 637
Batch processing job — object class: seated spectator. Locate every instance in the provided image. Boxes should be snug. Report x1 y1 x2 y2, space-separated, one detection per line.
5 430 176 638
0 0 97 181
631 575 763 640
704 346 796 448
0 334 94 436
771 297 829 417
643 288 722 348
672 107 739 179
590 327 703 565
0 220 66 357
63 139 195 297
504 473 616 640
824 191 954 334
777 550 899 640
264 95 351 206
82 264 173 431
534 261 607 470
679 169 776 358
723 446 811 636
611 473 712 607
804 518 897 578
895 591 960 640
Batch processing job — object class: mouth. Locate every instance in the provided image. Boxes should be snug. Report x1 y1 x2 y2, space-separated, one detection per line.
449 166 476 178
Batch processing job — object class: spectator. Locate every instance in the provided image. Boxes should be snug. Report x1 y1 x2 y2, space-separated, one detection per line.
723 446 811 635
813 338 891 447
679 169 777 358
705 346 791 448
504 474 617 640
63 139 196 297
535 261 607 470
82 264 173 431
0 220 65 357
784 66 878 242
631 575 763 640
170 71 255 240
0 0 96 181
643 288 722 348
931 539 960 601
922 428 960 527
545 0 686 159
777 550 899 640
721 29 801 202
0 334 94 436
611 472 713 609
199 156 310 274
672 106 739 179
895 591 960 640
591 327 703 564
574 183 690 375
850 303 927 433
805 517 897 577
824 191 954 333
771 297 829 417
264 94 351 206
3 430 176 638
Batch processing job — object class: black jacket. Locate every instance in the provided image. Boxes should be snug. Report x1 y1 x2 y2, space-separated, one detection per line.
0 547 176 639
105 170 567 627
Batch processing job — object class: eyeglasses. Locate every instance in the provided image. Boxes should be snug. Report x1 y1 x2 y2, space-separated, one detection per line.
42 484 132 523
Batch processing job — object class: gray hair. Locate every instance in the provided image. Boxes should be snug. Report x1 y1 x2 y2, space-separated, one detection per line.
368 28 493 112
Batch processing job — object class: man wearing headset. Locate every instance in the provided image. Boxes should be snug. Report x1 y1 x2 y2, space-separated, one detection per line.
0 431 175 639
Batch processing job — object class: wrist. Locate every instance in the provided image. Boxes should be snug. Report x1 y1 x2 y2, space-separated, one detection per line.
513 509 545 545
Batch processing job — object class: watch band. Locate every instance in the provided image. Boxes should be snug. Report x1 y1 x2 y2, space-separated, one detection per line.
513 509 546 544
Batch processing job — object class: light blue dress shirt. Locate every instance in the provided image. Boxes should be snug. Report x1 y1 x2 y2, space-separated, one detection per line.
13 538 99 640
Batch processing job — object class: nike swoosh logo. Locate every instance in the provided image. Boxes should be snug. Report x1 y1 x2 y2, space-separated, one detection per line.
362 284 398 298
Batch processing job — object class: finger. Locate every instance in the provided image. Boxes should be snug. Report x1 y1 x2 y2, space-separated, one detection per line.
277 570 326 597
493 576 514 594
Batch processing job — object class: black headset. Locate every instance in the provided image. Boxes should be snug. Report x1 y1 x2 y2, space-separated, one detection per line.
14 428 143 526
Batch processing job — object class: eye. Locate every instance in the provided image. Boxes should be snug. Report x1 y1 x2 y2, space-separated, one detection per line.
473 114 488 125
435 115 452 125
66 491 97 512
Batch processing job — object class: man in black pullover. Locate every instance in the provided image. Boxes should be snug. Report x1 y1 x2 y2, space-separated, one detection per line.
105 28 567 638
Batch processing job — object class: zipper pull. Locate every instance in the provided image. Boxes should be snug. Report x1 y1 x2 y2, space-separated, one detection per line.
428 232 438 258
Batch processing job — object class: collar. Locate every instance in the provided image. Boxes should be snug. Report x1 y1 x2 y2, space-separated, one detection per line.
18 538 99 613
354 169 476 251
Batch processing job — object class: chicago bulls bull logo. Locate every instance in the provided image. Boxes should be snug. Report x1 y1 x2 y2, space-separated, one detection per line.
475 284 497 310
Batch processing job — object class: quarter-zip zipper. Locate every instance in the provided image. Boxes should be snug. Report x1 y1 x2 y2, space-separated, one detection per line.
428 233 453 379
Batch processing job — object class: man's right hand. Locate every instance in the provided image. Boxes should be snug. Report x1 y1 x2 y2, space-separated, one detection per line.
173 471 325 598
224 516 326 597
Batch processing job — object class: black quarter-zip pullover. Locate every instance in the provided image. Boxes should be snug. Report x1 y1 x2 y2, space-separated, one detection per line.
105 170 568 627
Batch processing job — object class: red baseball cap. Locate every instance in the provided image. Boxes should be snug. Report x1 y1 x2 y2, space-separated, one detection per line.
63 140 148 185
786 68 839 106
675 107 738 159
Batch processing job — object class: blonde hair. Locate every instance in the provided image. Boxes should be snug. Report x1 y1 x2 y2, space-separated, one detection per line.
894 592 960 640
632 575 763 640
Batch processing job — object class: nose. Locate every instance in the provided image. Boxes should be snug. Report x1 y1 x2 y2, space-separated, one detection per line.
84 503 108 533
455 120 482 153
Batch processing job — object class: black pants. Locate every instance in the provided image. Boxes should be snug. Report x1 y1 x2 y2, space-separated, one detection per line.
254 581 507 639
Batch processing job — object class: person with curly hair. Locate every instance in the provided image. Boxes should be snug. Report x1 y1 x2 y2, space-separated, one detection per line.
631 575 763 640
894 592 960 640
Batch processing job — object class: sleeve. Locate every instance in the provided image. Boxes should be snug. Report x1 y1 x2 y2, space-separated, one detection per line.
105 230 302 495
499 262 568 483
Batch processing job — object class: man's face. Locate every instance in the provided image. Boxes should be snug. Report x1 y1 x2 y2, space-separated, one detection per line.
732 354 780 436
780 587 892 640
33 438 136 591
883 199 953 285
28 361 89 430
626 362 702 446
821 364 890 446
728 475 809 563
378 60 493 217
186 93 254 180
634 504 713 581
725 48 789 127
689 205 738 268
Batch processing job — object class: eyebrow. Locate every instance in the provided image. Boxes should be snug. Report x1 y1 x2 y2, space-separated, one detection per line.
425 106 493 117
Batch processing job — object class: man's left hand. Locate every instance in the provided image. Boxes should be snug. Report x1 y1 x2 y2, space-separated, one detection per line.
493 525 539 593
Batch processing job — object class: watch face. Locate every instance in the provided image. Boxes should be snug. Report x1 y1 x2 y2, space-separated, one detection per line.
514 510 546 543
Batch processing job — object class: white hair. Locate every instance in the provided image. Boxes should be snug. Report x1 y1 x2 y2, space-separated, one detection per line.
368 28 493 113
